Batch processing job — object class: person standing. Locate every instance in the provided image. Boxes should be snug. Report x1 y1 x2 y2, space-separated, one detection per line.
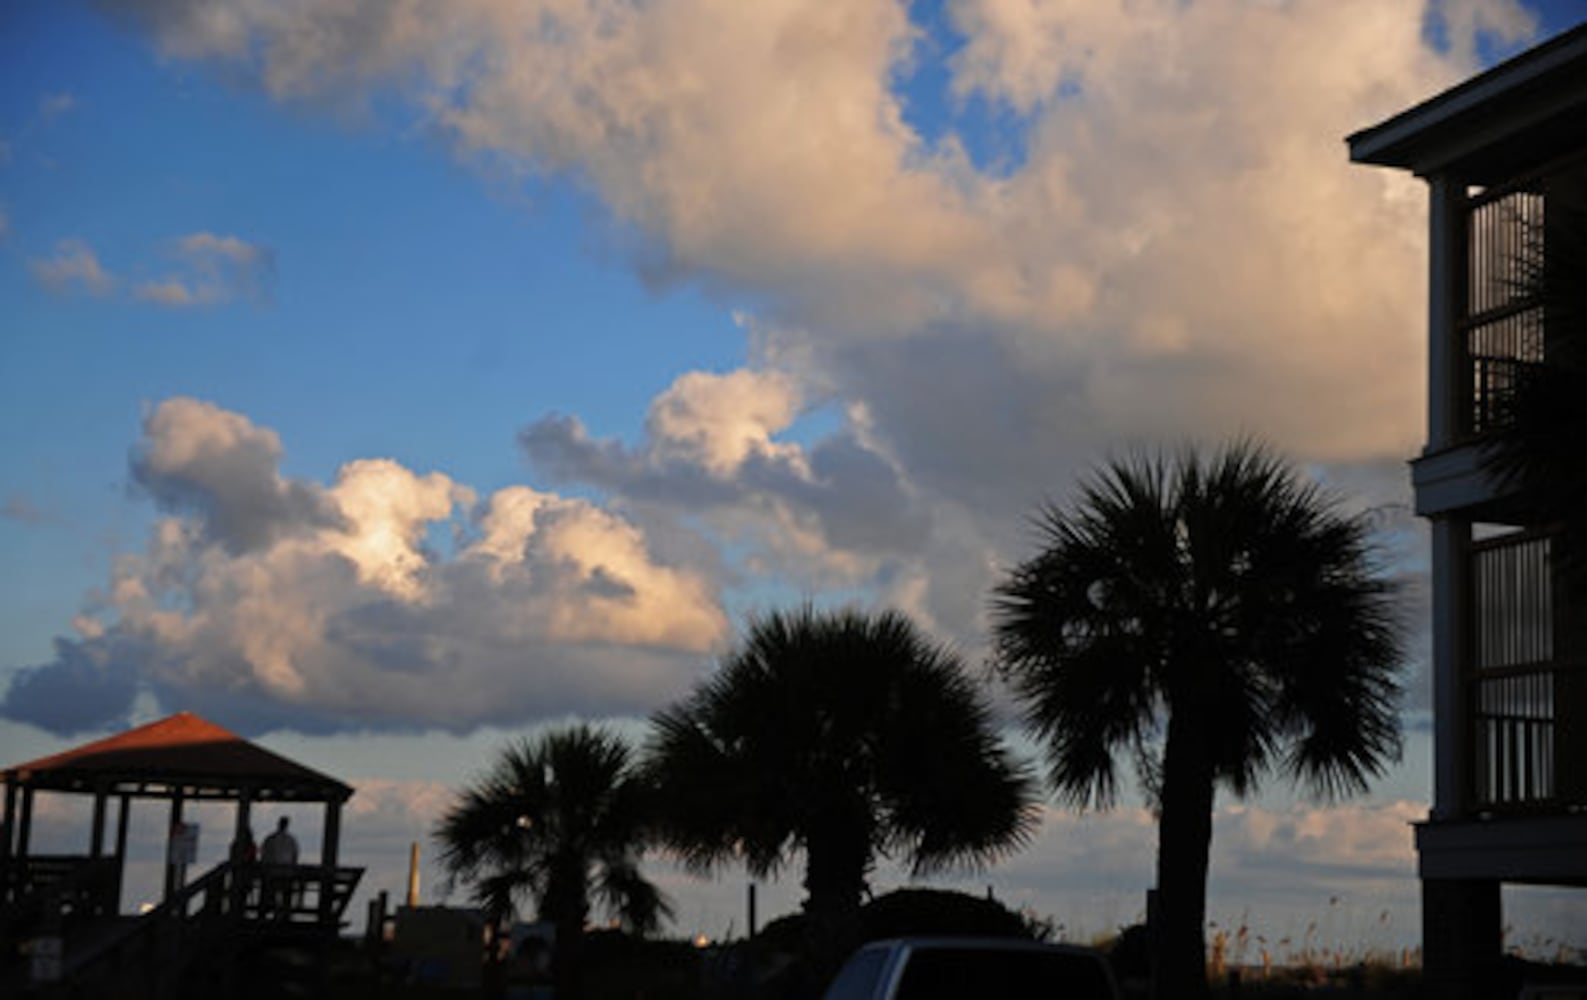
228 826 257 913
260 817 299 918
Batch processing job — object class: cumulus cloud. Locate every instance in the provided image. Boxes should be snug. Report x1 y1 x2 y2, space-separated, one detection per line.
32 0 1515 727
95 0 1528 466
2 398 728 736
135 231 274 306
31 239 115 296
84 5 1537 646
522 367 933 589
131 397 339 553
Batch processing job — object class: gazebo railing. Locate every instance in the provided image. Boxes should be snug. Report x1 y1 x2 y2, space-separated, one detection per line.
62 860 363 992
227 862 364 926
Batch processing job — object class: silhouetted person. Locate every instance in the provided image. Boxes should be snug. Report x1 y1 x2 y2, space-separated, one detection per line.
260 816 299 918
231 825 258 864
229 826 257 914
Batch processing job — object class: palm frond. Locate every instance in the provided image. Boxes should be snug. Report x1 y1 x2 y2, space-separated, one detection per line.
992 440 1407 808
647 604 1038 912
433 724 670 935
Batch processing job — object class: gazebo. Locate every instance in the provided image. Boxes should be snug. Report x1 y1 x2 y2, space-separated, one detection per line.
1 712 362 989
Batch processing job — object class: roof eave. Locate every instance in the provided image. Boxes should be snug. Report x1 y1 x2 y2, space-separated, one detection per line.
1349 24 1587 174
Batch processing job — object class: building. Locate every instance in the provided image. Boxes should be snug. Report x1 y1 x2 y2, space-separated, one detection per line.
1348 24 1587 997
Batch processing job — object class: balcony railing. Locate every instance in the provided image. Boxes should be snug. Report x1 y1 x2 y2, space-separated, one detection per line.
1462 186 1545 438
1467 529 1587 812
1472 666 1561 808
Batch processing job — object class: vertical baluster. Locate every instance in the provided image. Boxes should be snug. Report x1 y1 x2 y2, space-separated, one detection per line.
1507 678 1521 803
1534 670 1545 800
1479 688 1492 806
1521 672 1530 801
1543 669 1555 801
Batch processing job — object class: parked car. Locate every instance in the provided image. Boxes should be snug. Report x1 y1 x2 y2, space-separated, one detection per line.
822 936 1122 1000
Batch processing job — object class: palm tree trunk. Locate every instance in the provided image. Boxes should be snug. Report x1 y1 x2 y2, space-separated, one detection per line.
554 914 585 1000
1153 705 1216 1000
545 860 590 1000
803 829 869 977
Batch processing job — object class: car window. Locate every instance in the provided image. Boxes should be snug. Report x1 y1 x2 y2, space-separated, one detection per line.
824 946 893 1000
893 946 1113 1000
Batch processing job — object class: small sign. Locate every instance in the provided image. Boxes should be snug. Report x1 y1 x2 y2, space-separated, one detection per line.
168 821 199 866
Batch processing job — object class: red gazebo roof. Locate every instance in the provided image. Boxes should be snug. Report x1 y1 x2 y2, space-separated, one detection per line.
2 712 353 803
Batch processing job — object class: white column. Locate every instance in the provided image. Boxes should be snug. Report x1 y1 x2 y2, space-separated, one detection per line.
1426 172 1467 451
1429 516 1471 819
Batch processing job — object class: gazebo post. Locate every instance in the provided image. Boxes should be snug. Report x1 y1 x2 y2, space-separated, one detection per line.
2 779 15 868
164 789 185 901
319 799 342 927
230 790 254 918
17 785 34 860
114 793 131 911
321 801 341 869
90 783 108 858
233 788 253 854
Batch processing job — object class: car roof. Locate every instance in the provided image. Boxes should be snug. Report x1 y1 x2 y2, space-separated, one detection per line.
860 936 1104 956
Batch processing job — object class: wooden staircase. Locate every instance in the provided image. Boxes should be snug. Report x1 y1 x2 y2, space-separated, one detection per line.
3 859 362 998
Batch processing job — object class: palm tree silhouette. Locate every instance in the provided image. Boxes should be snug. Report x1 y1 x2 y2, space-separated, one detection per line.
647 605 1037 965
991 442 1405 999
435 725 669 1000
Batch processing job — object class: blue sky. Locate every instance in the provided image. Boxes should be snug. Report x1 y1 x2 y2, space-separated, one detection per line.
3 0 1586 951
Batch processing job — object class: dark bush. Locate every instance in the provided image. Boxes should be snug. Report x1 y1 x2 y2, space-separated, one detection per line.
858 888 1032 941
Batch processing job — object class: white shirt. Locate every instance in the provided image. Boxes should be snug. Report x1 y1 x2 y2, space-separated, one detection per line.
260 828 299 865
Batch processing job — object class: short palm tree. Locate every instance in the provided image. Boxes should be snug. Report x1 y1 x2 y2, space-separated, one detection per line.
991 442 1405 999
435 725 669 999
647 606 1037 953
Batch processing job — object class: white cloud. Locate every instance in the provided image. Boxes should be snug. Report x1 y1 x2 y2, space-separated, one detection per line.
133 396 337 553
179 231 265 262
328 459 471 601
28 0 1512 725
136 231 274 307
134 280 198 305
31 239 115 296
1434 0 1538 63
647 370 805 476
93 0 1539 483
2 398 728 735
522 366 934 593
28 231 271 306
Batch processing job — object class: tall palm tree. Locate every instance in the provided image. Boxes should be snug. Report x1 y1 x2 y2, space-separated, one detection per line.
990 442 1405 999
647 606 1037 958
435 725 670 1000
